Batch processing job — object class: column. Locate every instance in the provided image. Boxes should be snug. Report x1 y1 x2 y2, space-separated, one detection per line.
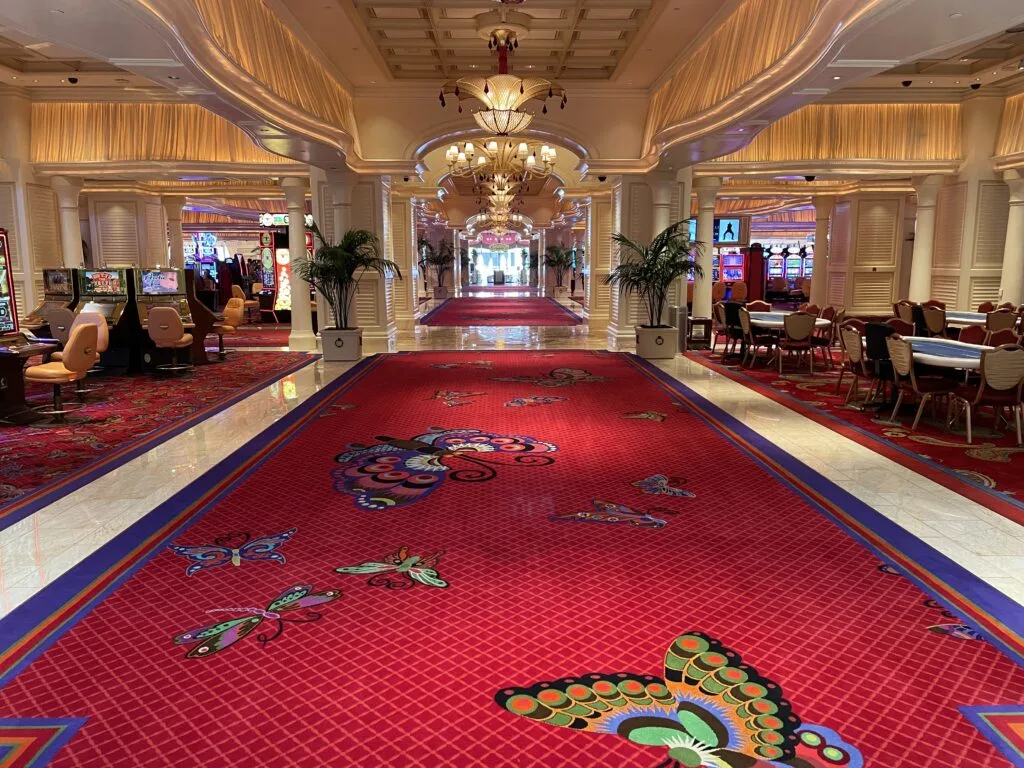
281 177 316 351
907 175 944 302
809 196 834 306
651 177 673 238
452 229 461 294
999 170 1024 305
51 176 85 268
0 89 39 312
692 176 721 320
162 195 186 269
538 229 547 296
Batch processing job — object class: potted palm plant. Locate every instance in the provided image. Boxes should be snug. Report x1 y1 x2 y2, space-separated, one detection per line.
297 221 401 362
604 221 704 359
425 240 453 300
545 244 574 298
417 236 431 297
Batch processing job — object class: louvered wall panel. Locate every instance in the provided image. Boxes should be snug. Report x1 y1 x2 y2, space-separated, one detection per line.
932 183 966 269
317 181 334 244
355 280 377 327
829 203 850 268
143 201 166 266
95 201 139 266
854 199 898 267
969 276 1001 309
972 181 1010 268
390 200 410 316
27 184 62 305
851 272 895 313
628 182 652 240
0 184 20 271
351 183 374 234
930 274 959 308
827 273 846 307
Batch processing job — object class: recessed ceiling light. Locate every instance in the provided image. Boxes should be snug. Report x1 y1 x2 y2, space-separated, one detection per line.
50 8 64 13
955 80 960 84
929 80 934 84
167 75 180 80
960 57 970 62
10 76 16 80
832 75 841 80
949 12 963 19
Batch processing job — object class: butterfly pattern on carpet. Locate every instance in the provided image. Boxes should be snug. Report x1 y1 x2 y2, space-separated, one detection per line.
505 395 567 408
550 499 677 529
333 428 557 510
495 631 863 768
167 529 296 576
624 411 668 422
877 564 983 641
491 368 608 388
429 390 485 407
173 584 340 659
632 475 695 498
335 546 447 589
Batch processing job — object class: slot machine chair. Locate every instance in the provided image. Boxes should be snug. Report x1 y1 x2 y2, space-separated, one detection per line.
233 284 260 323
211 298 245 360
24 324 98 425
44 307 76 348
147 307 193 375
51 313 109 399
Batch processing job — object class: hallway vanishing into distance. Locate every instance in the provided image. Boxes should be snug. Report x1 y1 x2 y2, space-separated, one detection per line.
0 0 1023 765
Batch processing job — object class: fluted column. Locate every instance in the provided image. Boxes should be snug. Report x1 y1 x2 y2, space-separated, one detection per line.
908 175 944 302
162 195 186 269
50 176 85 268
1000 170 1024 305
538 229 548 296
809 196 834 307
282 177 316 351
651 178 673 238
692 176 722 320
452 229 461 295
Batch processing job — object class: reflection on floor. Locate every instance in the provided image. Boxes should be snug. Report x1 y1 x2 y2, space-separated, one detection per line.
420 296 583 326
2 351 1022 766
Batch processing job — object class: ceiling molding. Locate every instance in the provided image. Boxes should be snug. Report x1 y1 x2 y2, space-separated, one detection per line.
696 159 962 178
821 87 966 103
26 86 187 103
36 160 309 178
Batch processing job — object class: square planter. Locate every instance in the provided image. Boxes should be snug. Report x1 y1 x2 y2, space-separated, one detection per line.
321 328 362 362
553 286 569 298
635 326 678 359
433 286 449 300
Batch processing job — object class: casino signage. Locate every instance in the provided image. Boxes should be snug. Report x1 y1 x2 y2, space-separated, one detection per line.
259 213 314 228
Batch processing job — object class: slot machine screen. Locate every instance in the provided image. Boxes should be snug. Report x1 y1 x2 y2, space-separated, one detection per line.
715 218 741 244
81 301 115 319
81 270 124 296
0 230 18 335
43 269 72 295
140 269 180 296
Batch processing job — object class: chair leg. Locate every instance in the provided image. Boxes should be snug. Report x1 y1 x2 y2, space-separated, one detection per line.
912 393 931 430
52 384 66 425
218 334 227 361
835 367 845 395
808 347 813 374
778 346 783 374
845 376 858 405
965 404 973 444
1016 405 1022 446
889 390 904 423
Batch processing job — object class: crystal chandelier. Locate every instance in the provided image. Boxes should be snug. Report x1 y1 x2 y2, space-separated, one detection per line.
439 28 567 136
445 139 556 185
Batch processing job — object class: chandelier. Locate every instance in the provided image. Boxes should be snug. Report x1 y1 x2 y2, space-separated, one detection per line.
439 28 567 136
445 139 556 185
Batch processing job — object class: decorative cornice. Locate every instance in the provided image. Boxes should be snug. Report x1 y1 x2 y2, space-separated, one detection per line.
695 159 961 178
37 160 308 178
994 152 1024 172
27 87 187 103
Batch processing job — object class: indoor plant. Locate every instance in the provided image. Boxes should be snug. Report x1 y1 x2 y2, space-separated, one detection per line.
604 221 704 359
544 244 574 297
297 221 401 361
425 240 453 299
417 236 432 297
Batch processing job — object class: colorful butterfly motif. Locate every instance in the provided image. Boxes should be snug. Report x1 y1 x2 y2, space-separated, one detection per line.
632 475 695 498
491 368 608 388
624 411 668 422
335 546 447 589
173 584 340 659
495 631 863 768
167 529 296 576
505 395 567 408
333 428 557 510
550 499 672 529
428 390 484 407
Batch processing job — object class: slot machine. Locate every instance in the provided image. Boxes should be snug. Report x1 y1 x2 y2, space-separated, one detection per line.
77 269 131 326
711 253 721 283
135 268 191 329
784 247 803 281
719 250 745 283
802 245 814 278
766 246 785 280
23 268 79 331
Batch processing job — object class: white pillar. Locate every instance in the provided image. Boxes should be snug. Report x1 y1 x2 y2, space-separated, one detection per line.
538 229 548 296
692 176 721 320
651 178 673 238
452 229 461 293
999 170 1024 306
162 195 186 269
907 175 944 302
51 176 85 268
282 177 316 351
809 196 834 307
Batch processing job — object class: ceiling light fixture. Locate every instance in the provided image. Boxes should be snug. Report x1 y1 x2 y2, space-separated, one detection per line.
832 75 841 80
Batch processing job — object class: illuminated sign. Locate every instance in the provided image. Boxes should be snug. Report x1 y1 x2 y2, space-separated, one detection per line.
259 213 314 228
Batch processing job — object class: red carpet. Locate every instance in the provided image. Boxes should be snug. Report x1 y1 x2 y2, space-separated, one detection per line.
463 285 537 295
0 351 313 526
212 326 292 347
421 297 581 326
1 351 1022 767
688 350 1024 526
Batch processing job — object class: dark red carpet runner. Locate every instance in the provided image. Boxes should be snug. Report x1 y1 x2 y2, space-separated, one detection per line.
420 297 582 326
1 351 1021 767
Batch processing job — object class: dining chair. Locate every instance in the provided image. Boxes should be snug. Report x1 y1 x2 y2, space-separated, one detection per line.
746 300 771 312
922 300 947 310
886 335 956 430
886 317 914 336
839 325 873 402
729 281 748 302
917 306 947 337
738 307 775 368
711 282 728 303
811 306 837 366
998 302 1016 311
894 300 916 324
801 303 821 317
710 302 729 356
977 301 996 313
778 312 816 374
958 325 987 345
950 344 1024 444
986 328 1020 347
986 309 1018 334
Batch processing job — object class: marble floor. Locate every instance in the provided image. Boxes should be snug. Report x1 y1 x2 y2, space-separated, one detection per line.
2 302 1023 621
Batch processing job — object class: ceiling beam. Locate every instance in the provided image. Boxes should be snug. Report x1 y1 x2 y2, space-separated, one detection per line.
362 18 641 31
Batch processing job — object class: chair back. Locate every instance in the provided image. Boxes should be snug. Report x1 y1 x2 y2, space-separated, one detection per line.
979 345 1024 398
840 325 865 365
738 307 752 336
802 304 820 317
148 307 185 344
711 282 727 302
978 301 995 313
747 300 771 312
252 282 264 293
885 317 914 335
770 277 788 292
231 284 246 301
895 301 916 323
712 302 727 327
865 322 896 364
986 328 1020 347
921 306 946 335
61 324 99 374
783 312 815 341
70 312 110 354
957 325 987 345
998 301 1016 310
922 299 946 309
820 306 836 321
885 335 914 378
729 281 748 302
223 298 245 328
986 309 1017 333
45 307 76 345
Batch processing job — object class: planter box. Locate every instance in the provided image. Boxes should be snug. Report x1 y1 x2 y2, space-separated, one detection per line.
635 326 678 360
434 286 449 300
553 286 569 298
321 328 362 362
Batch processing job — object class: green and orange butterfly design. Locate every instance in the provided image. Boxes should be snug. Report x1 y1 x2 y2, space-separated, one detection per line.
495 631 862 768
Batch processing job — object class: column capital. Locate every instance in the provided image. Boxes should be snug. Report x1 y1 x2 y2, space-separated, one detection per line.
912 175 945 208
161 195 186 215
50 176 83 207
812 195 835 220
1004 169 1024 203
281 177 308 208
693 175 723 191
